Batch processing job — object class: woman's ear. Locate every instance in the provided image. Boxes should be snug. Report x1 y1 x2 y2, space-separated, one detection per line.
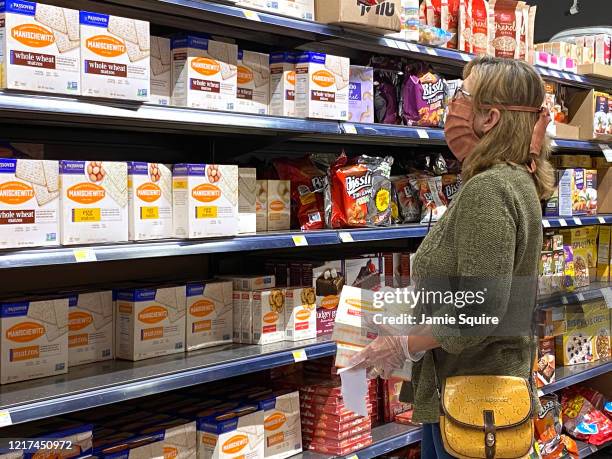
482 107 501 134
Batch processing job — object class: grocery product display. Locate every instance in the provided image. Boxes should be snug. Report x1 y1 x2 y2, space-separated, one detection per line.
0 0 610 459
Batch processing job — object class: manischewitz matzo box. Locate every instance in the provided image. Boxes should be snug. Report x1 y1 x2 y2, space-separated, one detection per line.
79 10 150 101
0 1 80 95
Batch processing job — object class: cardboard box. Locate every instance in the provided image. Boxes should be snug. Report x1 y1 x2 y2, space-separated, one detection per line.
256 179 267 232
0 158 59 249
313 260 343 335
238 168 256 234
255 391 302 459
232 291 241 343
269 52 296 118
150 35 171 105
594 34 611 65
343 255 382 290
284 287 316 341
185 281 233 351
138 420 197 459
173 163 238 239
533 337 555 388
171 34 237 111
547 169 597 217
567 88 612 141
295 51 349 121
0 297 68 384
550 122 580 140
315 0 401 34
267 180 290 231
68 291 113 366
114 286 185 361
196 404 264 459
236 0 314 20
584 301 610 361
127 162 173 241
577 63 612 79
216 274 275 291
0 1 80 95
560 227 591 288
596 225 611 282
59 160 128 245
252 288 285 344
80 11 150 101
237 50 269 115
348 66 374 123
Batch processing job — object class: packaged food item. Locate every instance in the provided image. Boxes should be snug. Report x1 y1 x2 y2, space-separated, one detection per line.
295 51 349 121
59 160 128 245
594 34 611 65
284 287 316 341
238 168 256 234
172 163 238 238
306 435 372 455
561 390 612 446
127 162 172 241
170 33 237 111
470 0 490 55
185 281 233 351
197 404 264 459
273 156 326 231
68 291 113 367
0 297 68 384
0 158 59 249
237 50 270 115
80 11 149 101
217 274 275 291
383 252 411 287
343 255 382 290
383 377 412 422
0 1 80 95
401 63 447 127
440 0 463 49
327 153 393 228
269 52 296 118
420 0 442 28
313 260 344 335
559 227 590 288
348 66 374 123
534 395 579 459
238 0 314 20
267 180 290 231
594 91 609 137
138 420 197 459
254 391 302 459
373 64 400 124
150 36 171 105
418 24 454 46
409 174 448 223
533 337 555 388
252 288 285 344
596 226 611 282
488 0 522 59
114 286 186 361
391 176 420 223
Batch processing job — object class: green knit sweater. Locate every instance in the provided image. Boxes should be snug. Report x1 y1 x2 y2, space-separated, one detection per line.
399 163 542 424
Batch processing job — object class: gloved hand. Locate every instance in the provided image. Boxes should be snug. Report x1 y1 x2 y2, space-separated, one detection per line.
347 336 409 380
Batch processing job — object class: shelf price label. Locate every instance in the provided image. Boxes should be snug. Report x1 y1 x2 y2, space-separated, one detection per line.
599 216 607 224
537 389 544 397
576 292 585 302
460 53 472 62
243 10 261 21
601 287 612 309
343 123 357 135
347 455 359 459
600 144 612 162
0 410 12 427
561 296 568 305
558 218 567 227
292 349 308 362
416 129 429 139
292 235 308 246
407 43 419 53
425 47 437 56
573 217 582 225
339 232 354 243
542 220 551 228
73 248 97 263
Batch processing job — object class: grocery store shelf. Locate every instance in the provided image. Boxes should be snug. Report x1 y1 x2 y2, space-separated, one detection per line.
551 138 610 151
542 215 612 229
299 423 422 459
578 440 612 458
540 360 612 395
0 337 336 426
537 282 612 308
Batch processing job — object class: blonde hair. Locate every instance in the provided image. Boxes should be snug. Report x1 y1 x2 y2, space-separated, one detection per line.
461 56 555 200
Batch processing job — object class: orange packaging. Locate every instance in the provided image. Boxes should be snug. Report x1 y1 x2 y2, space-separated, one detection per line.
488 0 522 59
68 291 113 367
470 0 490 54
441 0 464 49
459 0 472 53
420 0 446 28
1 1 80 95
1 297 68 384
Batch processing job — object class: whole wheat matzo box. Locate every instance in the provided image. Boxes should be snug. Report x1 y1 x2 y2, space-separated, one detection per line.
185 281 233 351
237 50 270 115
173 163 238 238
59 160 128 245
0 297 68 384
0 1 80 95
79 10 150 101
127 161 172 241
114 286 185 361
150 35 171 105
0 158 59 248
171 33 237 111
68 291 113 367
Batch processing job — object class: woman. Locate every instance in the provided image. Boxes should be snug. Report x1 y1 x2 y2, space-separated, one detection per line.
350 56 555 458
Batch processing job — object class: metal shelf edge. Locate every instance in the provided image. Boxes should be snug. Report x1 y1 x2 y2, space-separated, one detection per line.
541 360 612 395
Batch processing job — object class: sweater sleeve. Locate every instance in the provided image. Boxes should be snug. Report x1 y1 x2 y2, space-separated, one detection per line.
430 174 517 354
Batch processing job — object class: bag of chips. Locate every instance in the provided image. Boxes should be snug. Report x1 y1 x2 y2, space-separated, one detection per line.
409 173 449 223
392 176 421 223
535 395 579 459
561 390 612 446
273 156 326 231
374 71 401 125
401 63 448 128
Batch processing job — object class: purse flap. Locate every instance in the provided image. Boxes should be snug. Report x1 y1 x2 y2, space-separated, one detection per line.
442 376 532 428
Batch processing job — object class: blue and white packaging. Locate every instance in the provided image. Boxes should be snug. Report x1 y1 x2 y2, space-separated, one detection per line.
185 280 233 351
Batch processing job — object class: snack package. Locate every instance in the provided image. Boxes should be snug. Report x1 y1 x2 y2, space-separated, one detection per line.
326 153 393 228
488 0 522 59
419 25 454 46
420 0 443 28
561 390 612 446
273 156 326 231
535 395 579 459
441 0 465 49
391 176 421 223
401 63 447 128
374 70 401 125
471 0 490 55
409 174 448 223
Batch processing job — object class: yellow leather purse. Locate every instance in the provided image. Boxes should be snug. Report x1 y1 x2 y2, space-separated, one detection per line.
437 375 534 459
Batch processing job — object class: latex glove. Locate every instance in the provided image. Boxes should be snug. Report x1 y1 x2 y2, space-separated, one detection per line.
347 336 408 380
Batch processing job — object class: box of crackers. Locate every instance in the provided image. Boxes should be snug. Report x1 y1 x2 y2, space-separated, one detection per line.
79 10 150 101
0 158 59 249
150 35 171 106
59 160 128 245
1 1 80 95
0 296 68 384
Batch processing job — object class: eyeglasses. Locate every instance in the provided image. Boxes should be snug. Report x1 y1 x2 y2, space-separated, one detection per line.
453 85 472 101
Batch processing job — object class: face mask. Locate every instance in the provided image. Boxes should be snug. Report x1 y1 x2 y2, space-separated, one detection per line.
444 97 551 169
444 97 480 162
